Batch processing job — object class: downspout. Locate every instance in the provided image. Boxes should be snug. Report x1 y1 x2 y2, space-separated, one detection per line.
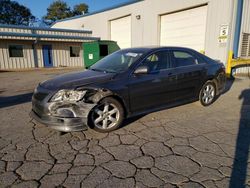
232 0 244 58
32 41 39 68
31 28 39 68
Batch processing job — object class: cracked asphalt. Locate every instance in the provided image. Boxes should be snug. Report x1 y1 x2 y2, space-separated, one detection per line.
0 69 250 188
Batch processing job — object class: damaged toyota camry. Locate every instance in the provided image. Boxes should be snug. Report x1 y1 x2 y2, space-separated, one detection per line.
30 47 226 132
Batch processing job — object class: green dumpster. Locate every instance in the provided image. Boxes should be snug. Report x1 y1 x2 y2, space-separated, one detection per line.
83 40 120 68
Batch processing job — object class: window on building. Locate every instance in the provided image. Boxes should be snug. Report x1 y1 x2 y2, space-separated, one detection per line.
172 50 199 67
9 45 24 57
100 45 109 57
70 46 80 57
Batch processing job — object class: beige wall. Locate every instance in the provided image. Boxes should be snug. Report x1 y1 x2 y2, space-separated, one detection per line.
0 40 35 69
36 42 84 68
238 0 250 56
52 0 236 63
236 0 250 74
0 40 84 70
240 0 250 34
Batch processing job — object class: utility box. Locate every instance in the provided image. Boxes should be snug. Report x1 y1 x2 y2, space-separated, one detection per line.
83 40 120 68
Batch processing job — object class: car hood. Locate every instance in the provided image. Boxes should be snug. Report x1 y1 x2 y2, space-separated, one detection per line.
40 70 116 90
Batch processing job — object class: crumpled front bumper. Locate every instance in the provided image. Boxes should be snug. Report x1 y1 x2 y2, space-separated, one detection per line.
30 110 88 132
30 85 96 132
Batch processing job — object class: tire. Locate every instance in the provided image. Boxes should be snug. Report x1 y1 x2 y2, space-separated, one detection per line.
88 97 124 133
199 81 216 106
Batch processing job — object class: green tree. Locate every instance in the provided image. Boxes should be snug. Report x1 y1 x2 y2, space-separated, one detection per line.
73 3 89 15
43 0 73 23
0 0 35 26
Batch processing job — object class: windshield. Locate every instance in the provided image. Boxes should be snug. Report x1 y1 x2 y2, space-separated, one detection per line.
90 51 143 73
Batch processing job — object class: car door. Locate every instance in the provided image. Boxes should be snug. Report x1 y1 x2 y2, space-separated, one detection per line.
170 50 207 100
128 50 177 113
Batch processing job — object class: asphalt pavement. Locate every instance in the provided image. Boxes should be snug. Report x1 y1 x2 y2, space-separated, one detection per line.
0 69 249 188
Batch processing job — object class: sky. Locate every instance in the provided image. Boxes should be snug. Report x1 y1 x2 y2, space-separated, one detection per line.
15 0 133 19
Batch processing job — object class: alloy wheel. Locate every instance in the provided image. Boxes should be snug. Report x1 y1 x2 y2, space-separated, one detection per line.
202 84 215 105
92 103 120 130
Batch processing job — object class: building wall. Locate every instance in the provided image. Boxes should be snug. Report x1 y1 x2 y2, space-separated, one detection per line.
240 0 250 34
52 0 235 64
36 42 84 68
0 40 84 70
0 40 35 69
235 0 250 74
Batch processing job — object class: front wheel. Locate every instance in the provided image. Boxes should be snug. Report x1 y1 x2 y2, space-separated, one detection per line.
199 81 216 106
89 97 124 132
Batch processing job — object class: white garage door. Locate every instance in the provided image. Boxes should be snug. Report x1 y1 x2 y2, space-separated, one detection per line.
110 16 131 49
160 6 208 51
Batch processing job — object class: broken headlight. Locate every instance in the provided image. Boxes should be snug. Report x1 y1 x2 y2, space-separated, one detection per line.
50 90 87 102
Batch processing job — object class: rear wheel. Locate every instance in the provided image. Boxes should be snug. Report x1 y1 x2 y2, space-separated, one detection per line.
199 81 216 106
89 97 124 132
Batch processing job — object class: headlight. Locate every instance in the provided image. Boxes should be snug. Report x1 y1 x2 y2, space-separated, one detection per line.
50 90 87 102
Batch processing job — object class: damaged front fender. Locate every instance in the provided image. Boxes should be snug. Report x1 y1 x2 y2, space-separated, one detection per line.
47 88 116 119
86 88 114 103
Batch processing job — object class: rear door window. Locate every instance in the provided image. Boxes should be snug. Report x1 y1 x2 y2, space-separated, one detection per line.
172 50 200 67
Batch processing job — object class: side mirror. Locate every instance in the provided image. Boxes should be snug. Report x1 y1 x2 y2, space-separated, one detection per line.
134 66 149 75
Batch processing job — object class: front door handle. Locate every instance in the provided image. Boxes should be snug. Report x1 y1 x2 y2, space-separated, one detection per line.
167 72 177 81
152 78 161 83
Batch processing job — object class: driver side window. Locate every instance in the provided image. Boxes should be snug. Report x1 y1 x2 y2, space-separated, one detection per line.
142 51 172 73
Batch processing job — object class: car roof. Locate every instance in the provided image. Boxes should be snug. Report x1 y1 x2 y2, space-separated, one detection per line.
120 46 197 54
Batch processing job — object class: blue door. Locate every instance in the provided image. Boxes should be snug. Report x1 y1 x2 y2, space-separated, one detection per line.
42 45 53 67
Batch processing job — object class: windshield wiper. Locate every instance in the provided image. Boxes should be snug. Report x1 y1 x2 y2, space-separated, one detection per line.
90 68 117 74
103 69 117 73
89 68 104 72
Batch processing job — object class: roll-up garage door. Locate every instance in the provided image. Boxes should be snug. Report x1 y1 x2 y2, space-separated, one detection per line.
110 16 131 49
160 5 208 51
